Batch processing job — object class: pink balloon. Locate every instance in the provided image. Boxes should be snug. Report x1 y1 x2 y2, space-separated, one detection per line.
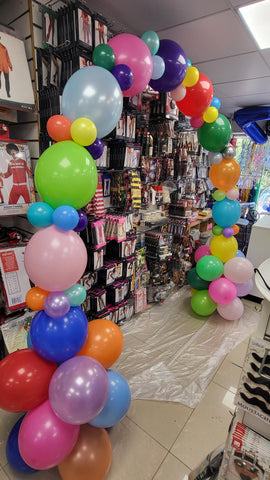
217 297 244 321
194 245 211 263
24 225 87 292
190 116 204 128
170 84 186 101
235 278 253 297
108 33 153 97
224 257 254 284
209 277 237 305
18 400 79 470
226 188 239 200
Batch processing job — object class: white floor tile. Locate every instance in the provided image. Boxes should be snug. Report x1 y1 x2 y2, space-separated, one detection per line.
153 453 191 480
3 464 60 480
212 357 242 393
0 468 9 480
0 410 22 467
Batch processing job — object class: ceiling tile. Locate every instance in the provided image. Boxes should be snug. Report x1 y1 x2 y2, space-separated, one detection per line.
215 77 270 97
229 0 259 6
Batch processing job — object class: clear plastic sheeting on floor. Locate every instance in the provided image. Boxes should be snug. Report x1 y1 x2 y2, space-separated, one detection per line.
114 286 260 408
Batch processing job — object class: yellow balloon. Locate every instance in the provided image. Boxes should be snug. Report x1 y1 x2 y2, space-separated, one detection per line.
203 106 218 123
71 117 97 146
210 235 238 263
182 66 199 87
191 288 198 296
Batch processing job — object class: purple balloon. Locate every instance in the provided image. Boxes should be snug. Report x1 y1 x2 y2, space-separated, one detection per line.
149 39 187 92
112 64 134 91
222 227 234 238
235 278 253 297
49 356 109 425
74 210 88 232
85 137 104 160
43 292 70 318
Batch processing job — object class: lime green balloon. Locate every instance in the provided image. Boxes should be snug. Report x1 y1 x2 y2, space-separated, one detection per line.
141 30 160 55
35 141 98 210
213 190 226 201
197 114 231 153
92 44 116 71
212 225 223 236
196 255 224 281
191 290 217 316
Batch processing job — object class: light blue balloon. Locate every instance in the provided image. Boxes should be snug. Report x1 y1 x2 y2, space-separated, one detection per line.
235 250 245 258
27 329 33 349
187 58 192 67
141 30 159 56
62 66 123 139
211 97 221 110
212 198 241 228
52 205 79 231
27 202 54 228
89 370 131 428
64 284 87 306
151 55 165 80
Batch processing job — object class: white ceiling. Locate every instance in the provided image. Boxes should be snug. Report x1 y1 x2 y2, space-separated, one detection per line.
87 0 270 123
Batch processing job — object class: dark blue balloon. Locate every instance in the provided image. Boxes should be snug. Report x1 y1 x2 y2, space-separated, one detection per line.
30 307 88 363
74 209 88 232
6 416 37 474
149 39 187 92
85 137 104 160
112 64 134 91
234 106 270 145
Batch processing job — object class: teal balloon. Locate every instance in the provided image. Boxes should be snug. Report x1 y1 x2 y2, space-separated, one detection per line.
212 198 241 228
27 202 54 228
197 114 232 152
191 290 217 316
64 284 87 306
196 255 224 281
62 66 123 139
187 58 192 67
92 44 115 71
141 30 160 55
187 268 210 290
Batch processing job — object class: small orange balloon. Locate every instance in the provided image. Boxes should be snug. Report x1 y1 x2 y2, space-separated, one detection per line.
25 286 50 311
232 224 240 235
77 319 123 369
209 158 241 192
47 115 72 142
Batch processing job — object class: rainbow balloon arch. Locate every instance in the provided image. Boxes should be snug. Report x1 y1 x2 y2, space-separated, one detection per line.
0 29 255 479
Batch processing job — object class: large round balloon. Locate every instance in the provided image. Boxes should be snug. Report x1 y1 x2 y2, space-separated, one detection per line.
90 370 131 428
0 349 57 412
210 235 238 263
62 66 123 138
49 356 109 424
194 245 211 263
18 400 79 470
209 277 237 305
235 279 253 297
191 290 217 316
30 307 88 363
196 255 224 282
77 319 123 369
223 257 254 283
217 297 244 321
149 39 187 92
58 424 112 480
108 33 153 97
212 198 241 228
35 141 98 210
24 225 87 292
187 267 210 290
197 115 232 153
209 158 241 191
6 416 38 474
177 73 213 117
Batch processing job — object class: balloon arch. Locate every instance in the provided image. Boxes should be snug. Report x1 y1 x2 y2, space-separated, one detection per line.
0 29 254 478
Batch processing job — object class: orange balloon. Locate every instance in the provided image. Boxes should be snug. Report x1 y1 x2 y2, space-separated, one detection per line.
77 319 123 369
209 158 241 192
47 115 72 142
232 224 240 235
25 286 50 311
58 424 112 480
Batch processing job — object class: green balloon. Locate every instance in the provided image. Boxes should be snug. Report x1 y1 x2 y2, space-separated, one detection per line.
191 290 217 316
35 141 98 210
197 114 232 153
196 255 224 281
213 190 226 201
141 30 160 55
187 268 210 290
92 44 116 71
212 225 223 236
64 284 87 306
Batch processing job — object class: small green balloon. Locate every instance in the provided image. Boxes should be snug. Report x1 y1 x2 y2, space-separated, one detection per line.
212 225 223 236
187 268 210 290
191 290 217 316
197 114 232 153
92 44 116 71
64 284 87 306
196 255 224 281
213 190 226 201
141 30 160 55
35 141 98 210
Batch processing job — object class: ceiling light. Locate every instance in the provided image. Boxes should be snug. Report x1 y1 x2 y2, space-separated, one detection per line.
239 0 270 49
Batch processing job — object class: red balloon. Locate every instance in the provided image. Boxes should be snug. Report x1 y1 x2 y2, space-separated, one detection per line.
0 349 57 412
177 73 213 117
47 115 72 142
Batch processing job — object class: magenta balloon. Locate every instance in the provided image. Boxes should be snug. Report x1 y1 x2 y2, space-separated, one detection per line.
209 277 237 305
49 356 109 425
194 245 211 263
24 225 87 292
43 292 71 318
108 33 153 97
190 116 204 129
224 257 254 283
217 297 244 321
235 278 253 297
18 400 79 470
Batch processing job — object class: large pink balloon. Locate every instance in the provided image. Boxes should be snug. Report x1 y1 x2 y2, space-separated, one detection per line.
108 33 153 97
224 257 254 284
18 400 79 470
24 225 87 291
194 245 211 263
217 297 244 321
209 277 237 305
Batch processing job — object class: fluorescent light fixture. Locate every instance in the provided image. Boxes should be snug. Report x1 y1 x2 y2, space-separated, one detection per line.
239 0 270 49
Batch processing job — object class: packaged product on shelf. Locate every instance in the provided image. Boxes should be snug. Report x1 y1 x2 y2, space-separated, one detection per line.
134 287 147 313
98 260 116 286
0 310 35 353
0 246 31 313
88 287 106 314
